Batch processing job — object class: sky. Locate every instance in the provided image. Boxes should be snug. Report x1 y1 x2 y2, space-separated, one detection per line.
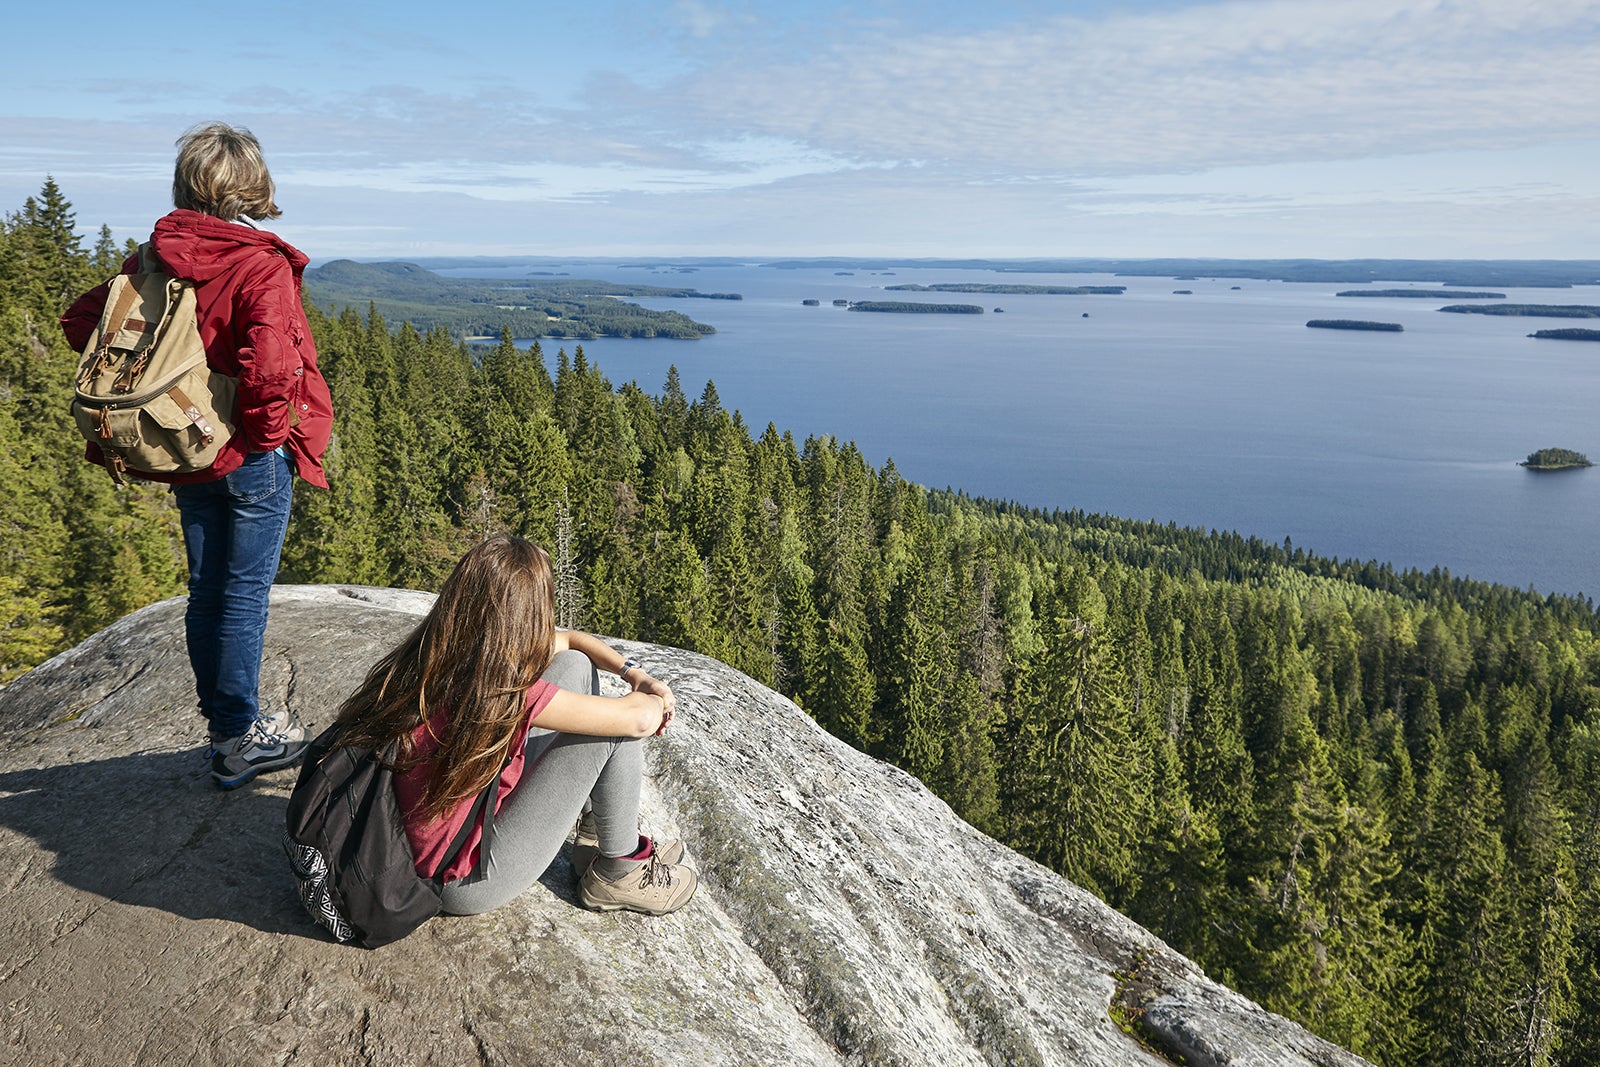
4 0 1598 260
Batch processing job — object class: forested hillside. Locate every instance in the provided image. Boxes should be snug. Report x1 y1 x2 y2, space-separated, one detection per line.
302 259 726 339
5 183 1599 1067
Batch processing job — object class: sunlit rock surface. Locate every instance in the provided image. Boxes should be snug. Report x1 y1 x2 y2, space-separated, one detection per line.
0 586 1371 1067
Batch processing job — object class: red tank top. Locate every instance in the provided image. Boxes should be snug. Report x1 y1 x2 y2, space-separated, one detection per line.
394 680 559 881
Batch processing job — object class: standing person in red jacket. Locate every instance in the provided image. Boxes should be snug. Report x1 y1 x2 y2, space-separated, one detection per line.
62 122 335 788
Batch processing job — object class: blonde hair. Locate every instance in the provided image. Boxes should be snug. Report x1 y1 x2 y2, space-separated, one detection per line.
335 536 558 821
171 122 282 221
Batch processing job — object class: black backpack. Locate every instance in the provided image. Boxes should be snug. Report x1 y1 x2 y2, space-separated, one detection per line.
283 723 498 949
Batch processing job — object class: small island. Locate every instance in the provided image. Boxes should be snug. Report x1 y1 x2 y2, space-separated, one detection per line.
1520 448 1593 470
1306 319 1404 332
1528 328 1600 341
848 301 984 314
1439 304 1600 318
1337 289 1505 299
1172 289 1193 295
802 299 820 306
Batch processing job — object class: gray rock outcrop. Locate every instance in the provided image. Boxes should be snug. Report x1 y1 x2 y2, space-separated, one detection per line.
0 586 1372 1067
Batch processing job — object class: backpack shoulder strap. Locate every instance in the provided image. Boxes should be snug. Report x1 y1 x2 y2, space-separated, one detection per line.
97 278 142 350
438 773 502 886
136 242 164 275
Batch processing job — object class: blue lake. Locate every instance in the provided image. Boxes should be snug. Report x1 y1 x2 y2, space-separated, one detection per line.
444 264 1600 599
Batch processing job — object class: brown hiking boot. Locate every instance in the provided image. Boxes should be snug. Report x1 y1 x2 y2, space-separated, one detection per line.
579 852 698 915
570 813 688 876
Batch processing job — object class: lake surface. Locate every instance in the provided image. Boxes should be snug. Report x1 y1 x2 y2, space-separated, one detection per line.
442 263 1600 599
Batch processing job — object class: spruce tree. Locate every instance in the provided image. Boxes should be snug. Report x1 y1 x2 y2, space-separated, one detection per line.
1416 703 1516 1066
1005 568 1145 902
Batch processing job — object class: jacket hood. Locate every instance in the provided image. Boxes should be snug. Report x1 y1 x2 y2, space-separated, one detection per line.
149 209 309 283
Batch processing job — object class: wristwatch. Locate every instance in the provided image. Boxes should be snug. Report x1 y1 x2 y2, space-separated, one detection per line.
621 658 644 680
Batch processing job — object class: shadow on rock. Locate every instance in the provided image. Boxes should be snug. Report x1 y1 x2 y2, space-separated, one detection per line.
0 745 311 937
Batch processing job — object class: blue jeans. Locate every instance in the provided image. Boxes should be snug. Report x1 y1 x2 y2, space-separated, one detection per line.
173 451 294 740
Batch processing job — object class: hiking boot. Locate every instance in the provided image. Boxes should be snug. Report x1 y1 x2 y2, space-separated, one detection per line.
210 709 309 789
570 813 688 876
571 812 601 875
579 852 699 915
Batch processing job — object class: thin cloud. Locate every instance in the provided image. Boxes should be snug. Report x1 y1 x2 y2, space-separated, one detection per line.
659 0 1600 175
4 0 1596 258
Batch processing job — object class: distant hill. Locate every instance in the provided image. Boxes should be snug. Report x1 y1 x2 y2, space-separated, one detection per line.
885 283 1126 295
311 255 1600 289
758 257 1600 288
303 260 729 340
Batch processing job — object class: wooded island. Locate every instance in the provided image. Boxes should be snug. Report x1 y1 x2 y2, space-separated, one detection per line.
1439 304 1600 318
1337 289 1505 299
1521 448 1593 469
847 301 984 314
1530 328 1600 341
1306 319 1404 332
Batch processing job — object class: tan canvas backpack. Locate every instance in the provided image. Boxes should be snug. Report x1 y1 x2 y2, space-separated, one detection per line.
71 247 236 483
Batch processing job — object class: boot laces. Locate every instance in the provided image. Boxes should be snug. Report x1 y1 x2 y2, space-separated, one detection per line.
639 853 675 888
250 713 295 747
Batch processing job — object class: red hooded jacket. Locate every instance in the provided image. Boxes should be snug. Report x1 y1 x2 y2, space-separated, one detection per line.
61 210 334 488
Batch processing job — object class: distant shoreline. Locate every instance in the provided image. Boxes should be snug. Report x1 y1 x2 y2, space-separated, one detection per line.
394 255 1600 290
884 283 1126 295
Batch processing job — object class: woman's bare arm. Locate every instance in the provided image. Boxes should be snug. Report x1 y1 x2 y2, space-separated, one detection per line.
553 629 677 733
535 686 665 739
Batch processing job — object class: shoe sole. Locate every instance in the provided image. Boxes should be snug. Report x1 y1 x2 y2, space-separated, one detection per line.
212 747 307 789
579 877 699 916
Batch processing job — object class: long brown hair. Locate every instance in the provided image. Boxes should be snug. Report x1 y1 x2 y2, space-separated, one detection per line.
335 536 556 822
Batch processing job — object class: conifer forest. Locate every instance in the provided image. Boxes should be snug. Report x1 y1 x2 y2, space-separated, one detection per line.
5 183 1599 1067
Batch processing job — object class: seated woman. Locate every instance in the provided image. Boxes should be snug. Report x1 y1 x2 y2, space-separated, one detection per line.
332 535 696 916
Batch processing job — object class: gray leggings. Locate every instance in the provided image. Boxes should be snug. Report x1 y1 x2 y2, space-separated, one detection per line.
440 649 644 916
